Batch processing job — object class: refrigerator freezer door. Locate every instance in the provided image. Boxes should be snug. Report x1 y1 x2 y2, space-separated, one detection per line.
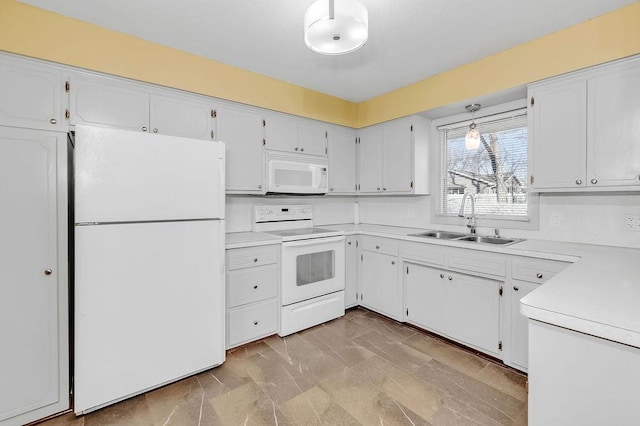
74 220 225 414
74 125 224 223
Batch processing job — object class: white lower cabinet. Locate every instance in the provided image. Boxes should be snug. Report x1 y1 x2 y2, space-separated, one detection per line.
226 245 280 348
509 280 540 370
360 250 402 321
404 263 501 357
345 236 359 308
0 127 69 426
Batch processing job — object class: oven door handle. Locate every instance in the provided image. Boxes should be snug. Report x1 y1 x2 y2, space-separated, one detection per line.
282 235 345 247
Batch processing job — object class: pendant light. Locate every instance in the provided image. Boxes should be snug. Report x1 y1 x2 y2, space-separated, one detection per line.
304 0 368 55
465 104 481 150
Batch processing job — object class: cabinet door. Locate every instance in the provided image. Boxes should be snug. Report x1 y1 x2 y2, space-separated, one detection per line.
217 107 264 193
446 272 500 356
530 80 587 190
382 121 413 193
358 127 383 193
404 263 447 335
345 237 358 308
587 62 640 188
263 115 297 153
298 122 327 156
0 128 68 424
328 129 357 194
149 94 214 141
361 251 401 320
510 280 539 371
70 74 150 132
0 60 68 132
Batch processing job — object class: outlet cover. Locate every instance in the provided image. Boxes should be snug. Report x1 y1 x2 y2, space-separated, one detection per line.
625 214 640 232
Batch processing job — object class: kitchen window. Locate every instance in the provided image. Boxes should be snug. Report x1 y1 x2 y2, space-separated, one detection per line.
433 101 538 229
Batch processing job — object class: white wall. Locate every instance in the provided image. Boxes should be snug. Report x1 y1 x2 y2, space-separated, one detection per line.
357 193 640 249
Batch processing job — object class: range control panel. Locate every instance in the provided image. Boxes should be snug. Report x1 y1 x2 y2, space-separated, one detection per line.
254 205 313 223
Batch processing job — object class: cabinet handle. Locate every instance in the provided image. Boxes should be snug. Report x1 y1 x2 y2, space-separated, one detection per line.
536 272 543 279
376 245 380 249
294 147 299 151
254 258 258 262
253 285 258 289
377 187 381 191
258 185 262 189
391 261 396 265
44 269 53 275
50 118 57 124
153 128 158 133
300 148 304 152
575 179 582 185
253 321 259 325
141 126 147 132
513 286 519 291
590 178 598 184
440 273 444 279
383 187 387 191
330 188 334 191
347 241 352 245
448 276 453 281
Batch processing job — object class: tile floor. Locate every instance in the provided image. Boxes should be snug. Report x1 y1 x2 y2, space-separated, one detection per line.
40 308 528 425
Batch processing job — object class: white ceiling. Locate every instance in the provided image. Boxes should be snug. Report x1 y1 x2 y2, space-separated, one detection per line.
20 0 635 103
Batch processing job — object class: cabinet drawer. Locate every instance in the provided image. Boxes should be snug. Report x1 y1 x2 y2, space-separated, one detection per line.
400 242 445 267
227 299 279 347
511 257 571 283
228 264 278 307
447 248 506 277
227 245 279 270
361 237 399 256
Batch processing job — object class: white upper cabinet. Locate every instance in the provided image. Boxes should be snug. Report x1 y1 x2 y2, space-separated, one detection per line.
71 73 215 141
217 106 265 194
0 57 68 132
149 93 215 141
358 126 383 193
327 128 357 194
529 80 587 190
587 62 640 187
298 121 328 156
529 56 640 192
263 114 327 156
70 73 149 132
357 115 430 194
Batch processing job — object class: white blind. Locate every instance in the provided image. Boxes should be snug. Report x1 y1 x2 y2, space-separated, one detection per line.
437 110 529 219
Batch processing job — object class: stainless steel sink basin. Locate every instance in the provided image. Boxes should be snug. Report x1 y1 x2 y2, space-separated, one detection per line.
455 235 520 245
409 231 466 240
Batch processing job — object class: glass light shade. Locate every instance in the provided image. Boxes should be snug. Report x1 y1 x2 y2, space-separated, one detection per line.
465 123 480 150
304 0 368 55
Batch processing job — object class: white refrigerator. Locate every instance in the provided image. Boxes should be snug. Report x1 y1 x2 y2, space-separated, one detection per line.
73 125 225 414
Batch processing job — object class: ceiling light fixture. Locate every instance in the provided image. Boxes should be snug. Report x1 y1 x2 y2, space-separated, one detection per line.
464 104 481 150
304 0 368 55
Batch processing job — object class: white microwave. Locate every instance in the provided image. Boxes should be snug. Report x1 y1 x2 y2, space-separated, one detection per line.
266 152 328 195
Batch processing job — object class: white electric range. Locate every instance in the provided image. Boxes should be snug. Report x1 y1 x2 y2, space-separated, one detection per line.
254 205 345 336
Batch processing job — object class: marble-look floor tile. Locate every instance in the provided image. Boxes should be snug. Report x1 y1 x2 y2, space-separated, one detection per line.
196 357 253 399
278 386 360 425
354 330 432 374
211 381 290 425
36 411 84 426
313 314 373 340
403 332 490 377
302 325 376 367
350 310 419 342
475 362 528 403
144 376 219 425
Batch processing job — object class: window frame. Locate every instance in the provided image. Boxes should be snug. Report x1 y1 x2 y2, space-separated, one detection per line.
430 99 539 231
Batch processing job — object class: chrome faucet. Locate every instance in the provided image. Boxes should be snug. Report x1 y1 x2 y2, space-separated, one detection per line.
458 193 477 234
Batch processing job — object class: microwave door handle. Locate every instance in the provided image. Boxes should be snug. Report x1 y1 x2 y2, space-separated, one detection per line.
283 235 345 247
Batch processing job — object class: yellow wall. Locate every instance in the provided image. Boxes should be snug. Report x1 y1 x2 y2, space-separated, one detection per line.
357 2 640 127
1 1 639 128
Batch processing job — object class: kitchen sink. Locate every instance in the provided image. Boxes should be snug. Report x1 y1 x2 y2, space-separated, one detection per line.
408 230 524 246
409 231 467 240
455 235 521 245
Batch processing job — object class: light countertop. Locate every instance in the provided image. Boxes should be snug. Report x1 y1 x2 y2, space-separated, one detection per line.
225 231 281 249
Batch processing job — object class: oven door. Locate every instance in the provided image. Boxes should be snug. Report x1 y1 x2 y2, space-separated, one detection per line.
281 236 345 306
